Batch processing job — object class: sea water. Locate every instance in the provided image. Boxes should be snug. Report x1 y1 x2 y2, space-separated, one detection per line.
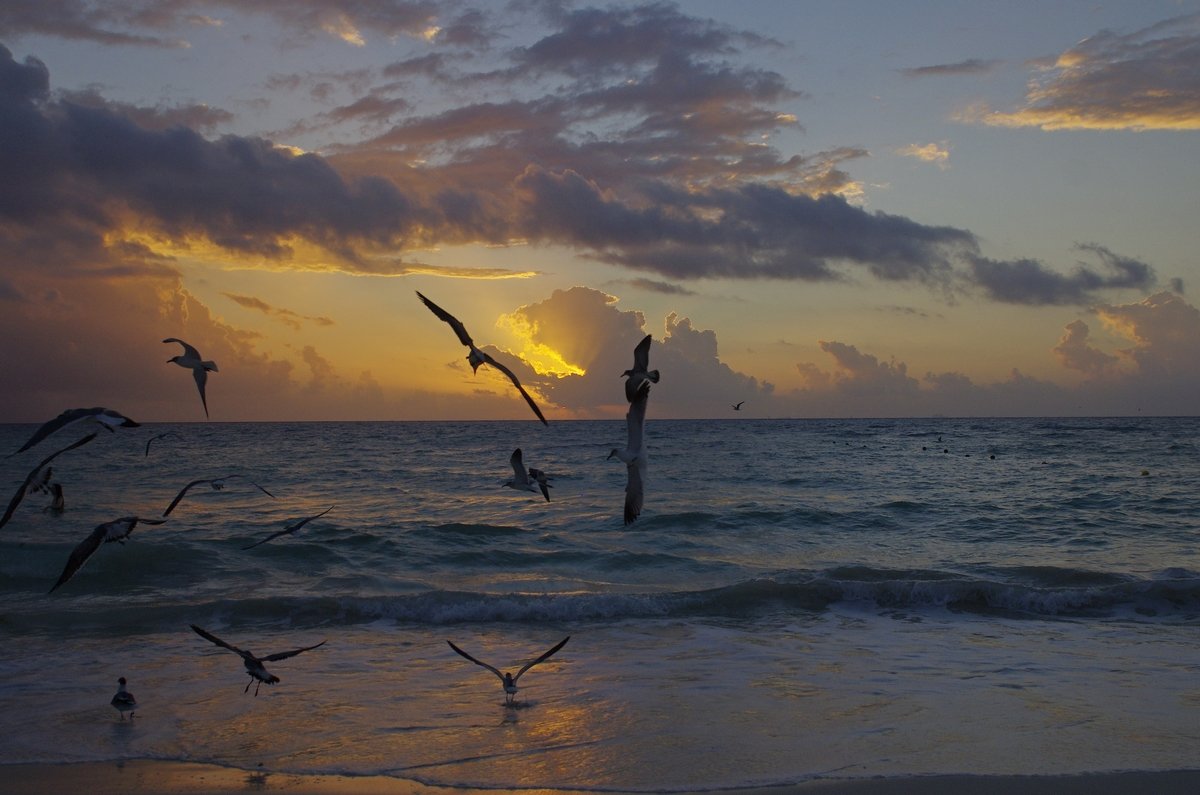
0 417 1198 790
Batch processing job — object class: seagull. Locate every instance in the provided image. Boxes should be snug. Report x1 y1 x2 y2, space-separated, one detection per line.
416 291 548 425
45 482 65 514
49 516 168 593
608 380 649 525
0 433 97 530
190 624 326 696
144 431 178 458
447 636 570 705
732 401 744 411
111 677 137 720
162 475 276 517
621 334 659 403
242 505 335 550
503 449 551 502
164 338 218 418
10 408 138 456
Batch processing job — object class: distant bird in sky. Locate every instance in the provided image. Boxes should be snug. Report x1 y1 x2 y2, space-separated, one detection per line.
190 624 326 696
144 431 178 458
162 475 275 517
608 379 649 525
447 636 570 705
732 401 744 411
416 291 548 425
111 677 137 720
0 433 97 530
621 334 659 403
49 516 168 593
242 505 335 550
10 408 138 457
164 337 218 418
504 448 551 502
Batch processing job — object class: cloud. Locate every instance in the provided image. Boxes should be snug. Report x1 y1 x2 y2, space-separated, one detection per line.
968 244 1158 305
1093 291 1200 379
965 15 1200 131
900 59 1002 77
1052 319 1120 374
615 278 698 296
222 292 334 329
896 142 950 168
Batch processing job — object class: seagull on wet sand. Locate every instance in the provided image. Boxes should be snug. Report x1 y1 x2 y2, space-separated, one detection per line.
164 338 218 418
49 516 168 592
447 636 570 705
503 449 551 502
10 408 138 456
0 433 97 530
242 505 335 550
621 334 659 403
416 291 548 425
111 677 137 720
190 625 326 696
162 475 275 517
608 380 649 525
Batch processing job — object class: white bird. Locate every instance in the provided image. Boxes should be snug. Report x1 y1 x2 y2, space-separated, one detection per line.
10 408 138 456
242 505 335 550
162 475 275 517
416 291 548 425
164 338 218 418
190 624 326 696
608 380 649 525
49 516 168 593
447 636 570 705
0 433 97 530
621 334 659 403
503 449 551 502
111 677 137 720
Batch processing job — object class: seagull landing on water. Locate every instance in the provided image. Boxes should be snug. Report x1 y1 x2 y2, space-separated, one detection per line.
242 505 335 550
608 380 649 525
10 408 138 457
0 434 96 531
415 291 548 426
162 475 275 517
49 516 168 593
190 625 326 696
503 449 551 502
447 636 570 705
732 401 745 411
111 677 137 720
164 338 218 418
621 334 660 403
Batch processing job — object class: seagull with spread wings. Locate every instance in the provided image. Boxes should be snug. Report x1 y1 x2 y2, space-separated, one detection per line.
242 505 335 550
447 636 570 705
10 408 138 457
0 433 96 530
49 516 168 593
190 624 327 696
162 475 275 517
503 449 551 502
416 291 548 425
621 334 659 403
164 337 218 418
608 379 649 525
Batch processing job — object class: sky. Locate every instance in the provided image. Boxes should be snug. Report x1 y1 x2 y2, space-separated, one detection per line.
1 0 1198 421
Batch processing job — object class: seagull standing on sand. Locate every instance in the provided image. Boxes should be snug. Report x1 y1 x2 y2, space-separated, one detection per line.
0 433 97 530
49 516 168 592
503 449 551 502
416 291 548 425
447 636 570 705
621 334 659 403
608 380 649 525
162 475 275 517
10 408 138 456
190 625 326 696
164 338 218 418
242 505 335 550
111 677 137 720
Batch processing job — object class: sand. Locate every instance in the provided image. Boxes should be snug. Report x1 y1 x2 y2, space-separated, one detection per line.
5 761 1200 795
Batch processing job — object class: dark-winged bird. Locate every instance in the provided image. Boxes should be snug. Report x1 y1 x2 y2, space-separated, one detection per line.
162 475 275 517
111 677 137 720
242 505 335 550
447 636 570 705
0 433 96 530
621 334 659 403
10 408 137 456
164 337 218 418
49 516 168 592
608 380 649 525
503 448 551 502
190 624 326 696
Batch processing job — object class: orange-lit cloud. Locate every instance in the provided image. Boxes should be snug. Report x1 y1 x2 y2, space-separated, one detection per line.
222 293 335 329
896 142 950 168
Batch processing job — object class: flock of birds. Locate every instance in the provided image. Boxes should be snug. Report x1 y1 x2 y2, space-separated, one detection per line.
4 291 670 719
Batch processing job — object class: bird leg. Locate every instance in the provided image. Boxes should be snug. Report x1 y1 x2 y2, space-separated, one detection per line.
244 677 253 694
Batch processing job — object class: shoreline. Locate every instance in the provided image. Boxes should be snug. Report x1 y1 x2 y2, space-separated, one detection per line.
6 762 1200 795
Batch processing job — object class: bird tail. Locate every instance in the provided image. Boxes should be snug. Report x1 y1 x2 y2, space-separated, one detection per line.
203 360 218 372
647 370 660 383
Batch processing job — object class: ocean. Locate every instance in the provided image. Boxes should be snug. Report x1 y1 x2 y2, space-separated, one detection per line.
0 416 1197 790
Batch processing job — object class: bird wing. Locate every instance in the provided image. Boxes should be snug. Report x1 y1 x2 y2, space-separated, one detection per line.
243 505 333 549
163 337 203 360
479 351 548 426
529 468 551 502
632 334 652 372
192 367 210 418
447 641 505 682
162 478 210 516
229 475 276 499
49 523 109 592
190 624 250 658
261 640 327 662
626 383 648 452
624 459 644 525
11 408 99 455
416 292 474 347
1 433 97 530
514 636 570 682
508 449 528 483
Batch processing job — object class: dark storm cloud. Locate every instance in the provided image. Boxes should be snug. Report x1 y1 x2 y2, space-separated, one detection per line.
968 244 1158 305
59 88 234 132
899 58 1001 77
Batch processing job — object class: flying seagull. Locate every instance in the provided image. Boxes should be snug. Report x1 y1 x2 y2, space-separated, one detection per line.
416 291 548 425
162 475 276 517
111 677 137 720
608 380 649 525
49 516 168 593
503 448 551 502
10 408 138 457
164 337 218 418
144 431 178 458
621 334 659 403
242 505 335 550
732 401 744 411
190 624 326 696
0 433 97 530
447 636 570 705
